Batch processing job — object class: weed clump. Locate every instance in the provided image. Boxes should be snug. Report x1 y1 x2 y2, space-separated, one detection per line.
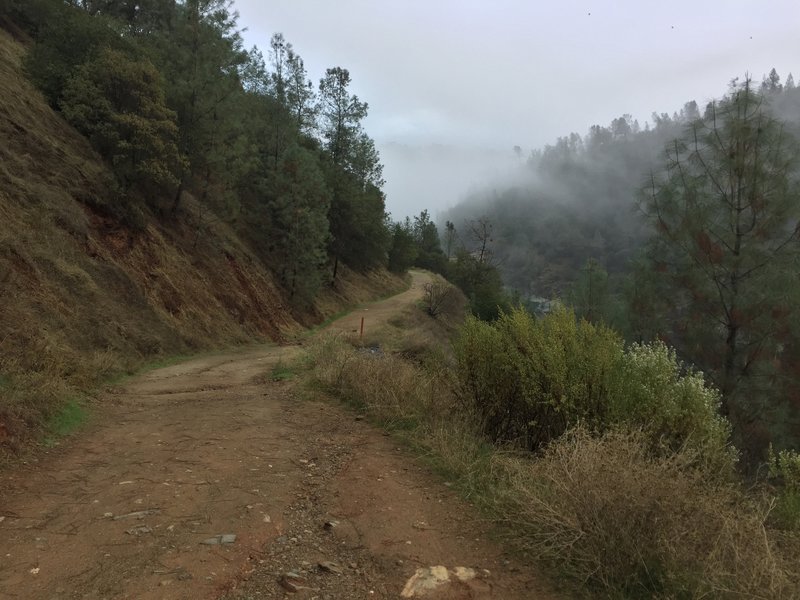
496 428 794 598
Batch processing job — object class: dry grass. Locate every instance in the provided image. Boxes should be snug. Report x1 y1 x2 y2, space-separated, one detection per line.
310 332 447 424
494 428 797 598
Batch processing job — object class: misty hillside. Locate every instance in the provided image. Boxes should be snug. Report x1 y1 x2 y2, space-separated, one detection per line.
446 77 800 300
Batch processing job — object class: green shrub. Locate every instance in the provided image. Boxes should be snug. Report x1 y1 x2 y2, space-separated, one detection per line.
768 445 800 530
454 306 623 450
612 341 735 476
60 48 186 203
454 307 735 471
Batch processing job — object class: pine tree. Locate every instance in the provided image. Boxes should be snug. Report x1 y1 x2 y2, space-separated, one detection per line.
269 145 330 302
60 48 185 203
639 79 800 455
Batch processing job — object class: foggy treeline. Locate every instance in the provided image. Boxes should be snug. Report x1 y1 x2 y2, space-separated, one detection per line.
446 71 800 303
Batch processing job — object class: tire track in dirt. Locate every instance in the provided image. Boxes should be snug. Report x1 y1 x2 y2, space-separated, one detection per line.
0 271 560 599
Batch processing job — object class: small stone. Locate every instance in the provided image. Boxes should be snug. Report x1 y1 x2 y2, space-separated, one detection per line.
113 509 160 521
278 571 307 593
318 561 343 575
159 580 171 587
201 534 236 545
125 525 153 536
323 520 339 530
452 567 477 582
400 566 450 598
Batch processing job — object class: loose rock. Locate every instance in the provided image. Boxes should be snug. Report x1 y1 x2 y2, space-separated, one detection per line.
125 525 153 536
400 566 479 598
278 571 307 593
318 561 343 575
201 534 236 545
113 509 160 521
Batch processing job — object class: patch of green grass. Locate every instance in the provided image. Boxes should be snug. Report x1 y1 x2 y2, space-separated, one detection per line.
270 362 295 381
773 489 800 531
43 398 88 446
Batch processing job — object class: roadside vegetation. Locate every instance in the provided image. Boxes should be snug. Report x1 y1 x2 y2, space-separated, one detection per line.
306 278 800 598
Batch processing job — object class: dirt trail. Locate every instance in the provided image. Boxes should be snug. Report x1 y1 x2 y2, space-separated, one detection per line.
0 271 559 599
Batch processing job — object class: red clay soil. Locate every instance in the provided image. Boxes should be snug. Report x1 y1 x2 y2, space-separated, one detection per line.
0 272 561 599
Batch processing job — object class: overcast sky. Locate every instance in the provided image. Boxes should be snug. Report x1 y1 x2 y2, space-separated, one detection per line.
234 0 800 219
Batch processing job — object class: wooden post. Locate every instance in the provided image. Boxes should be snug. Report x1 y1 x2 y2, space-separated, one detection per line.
360 316 364 339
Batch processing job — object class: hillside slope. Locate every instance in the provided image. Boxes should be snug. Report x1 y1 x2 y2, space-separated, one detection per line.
0 29 403 449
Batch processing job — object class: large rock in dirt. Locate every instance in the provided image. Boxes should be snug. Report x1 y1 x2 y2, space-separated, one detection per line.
401 566 486 598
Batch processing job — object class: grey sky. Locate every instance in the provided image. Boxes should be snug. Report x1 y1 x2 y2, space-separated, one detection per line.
234 1 800 219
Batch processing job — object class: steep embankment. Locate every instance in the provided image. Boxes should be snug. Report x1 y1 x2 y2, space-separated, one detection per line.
0 29 403 449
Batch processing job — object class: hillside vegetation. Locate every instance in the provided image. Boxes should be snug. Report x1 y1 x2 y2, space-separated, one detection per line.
310 288 800 598
446 75 800 462
0 19 403 451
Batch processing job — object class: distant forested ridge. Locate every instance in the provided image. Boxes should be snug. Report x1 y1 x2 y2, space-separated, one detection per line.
446 74 800 303
1 0 392 304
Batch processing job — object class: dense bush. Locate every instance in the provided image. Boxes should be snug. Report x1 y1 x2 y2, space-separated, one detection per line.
60 48 185 202
455 306 735 468
309 307 797 599
454 306 622 450
612 341 734 475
